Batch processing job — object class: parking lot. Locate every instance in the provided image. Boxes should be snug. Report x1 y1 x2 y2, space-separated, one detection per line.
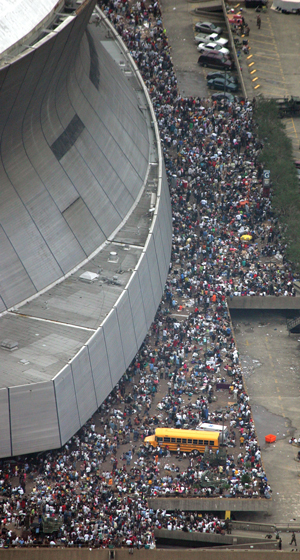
160 0 233 97
241 7 300 98
239 6 300 156
160 0 300 155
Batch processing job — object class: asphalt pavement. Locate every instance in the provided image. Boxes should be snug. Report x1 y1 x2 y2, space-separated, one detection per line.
160 0 300 156
232 310 300 526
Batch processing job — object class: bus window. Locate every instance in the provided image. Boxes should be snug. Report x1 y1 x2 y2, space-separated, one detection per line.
144 430 220 453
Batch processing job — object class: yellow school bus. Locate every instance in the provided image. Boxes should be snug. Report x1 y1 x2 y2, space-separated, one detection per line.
144 428 219 453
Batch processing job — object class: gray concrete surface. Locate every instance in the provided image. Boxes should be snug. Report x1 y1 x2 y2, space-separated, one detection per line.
234 6 300 157
149 497 271 513
240 7 300 98
0 549 299 560
232 310 300 525
228 296 300 310
155 527 278 546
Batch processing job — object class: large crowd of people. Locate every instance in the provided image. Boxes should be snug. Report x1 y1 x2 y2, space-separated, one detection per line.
0 0 295 549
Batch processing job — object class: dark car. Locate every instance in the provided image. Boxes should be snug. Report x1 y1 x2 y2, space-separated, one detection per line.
245 0 267 7
198 52 233 70
195 21 222 35
207 77 238 92
206 71 238 84
211 92 235 103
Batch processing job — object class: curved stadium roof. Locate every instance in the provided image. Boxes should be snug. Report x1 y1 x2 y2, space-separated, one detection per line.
0 0 172 457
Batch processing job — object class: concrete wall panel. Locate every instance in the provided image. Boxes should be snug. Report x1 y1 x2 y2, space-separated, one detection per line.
87 329 113 407
0 388 12 458
0 0 149 311
145 235 163 309
103 309 126 388
127 271 147 349
9 382 60 455
71 346 97 426
54 364 81 447
116 290 138 366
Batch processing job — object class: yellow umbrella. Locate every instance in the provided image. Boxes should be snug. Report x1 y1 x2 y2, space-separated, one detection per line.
240 234 252 241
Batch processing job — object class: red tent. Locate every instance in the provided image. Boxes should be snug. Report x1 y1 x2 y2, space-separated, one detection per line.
265 434 276 443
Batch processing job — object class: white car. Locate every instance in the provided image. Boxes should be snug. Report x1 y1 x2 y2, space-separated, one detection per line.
195 32 228 47
197 42 230 56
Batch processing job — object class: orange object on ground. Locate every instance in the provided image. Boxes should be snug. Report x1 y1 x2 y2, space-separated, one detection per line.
265 434 276 443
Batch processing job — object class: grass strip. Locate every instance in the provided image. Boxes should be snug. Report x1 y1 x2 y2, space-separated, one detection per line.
254 98 300 269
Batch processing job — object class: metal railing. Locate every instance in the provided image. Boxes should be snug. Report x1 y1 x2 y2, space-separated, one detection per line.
221 0 247 99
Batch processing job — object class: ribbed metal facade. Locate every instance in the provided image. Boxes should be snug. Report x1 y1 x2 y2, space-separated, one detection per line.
0 0 172 456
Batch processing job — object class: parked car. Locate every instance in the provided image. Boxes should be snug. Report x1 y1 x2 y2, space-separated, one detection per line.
211 92 235 102
195 21 222 35
207 76 238 92
245 0 267 7
197 42 230 56
294 161 300 183
198 52 233 70
206 71 238 84
194 32 228 47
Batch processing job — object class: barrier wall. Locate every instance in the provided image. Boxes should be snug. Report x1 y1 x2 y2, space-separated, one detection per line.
0 548 295 560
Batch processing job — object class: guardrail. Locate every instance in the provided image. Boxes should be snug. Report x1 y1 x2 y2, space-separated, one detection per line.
221 0 247 99
276 523 300 532
231 520 276 533
287 316 300 331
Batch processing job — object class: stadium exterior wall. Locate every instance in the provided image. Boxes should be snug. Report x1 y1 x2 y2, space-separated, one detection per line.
0 0 172 456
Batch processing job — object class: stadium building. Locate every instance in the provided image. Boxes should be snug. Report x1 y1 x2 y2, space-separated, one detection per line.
0 0 172 457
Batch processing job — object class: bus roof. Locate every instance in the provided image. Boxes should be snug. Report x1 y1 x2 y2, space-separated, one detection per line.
199 423 227 432
154 428 219 439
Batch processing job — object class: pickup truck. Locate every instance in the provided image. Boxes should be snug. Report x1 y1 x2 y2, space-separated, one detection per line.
194 32 228 47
